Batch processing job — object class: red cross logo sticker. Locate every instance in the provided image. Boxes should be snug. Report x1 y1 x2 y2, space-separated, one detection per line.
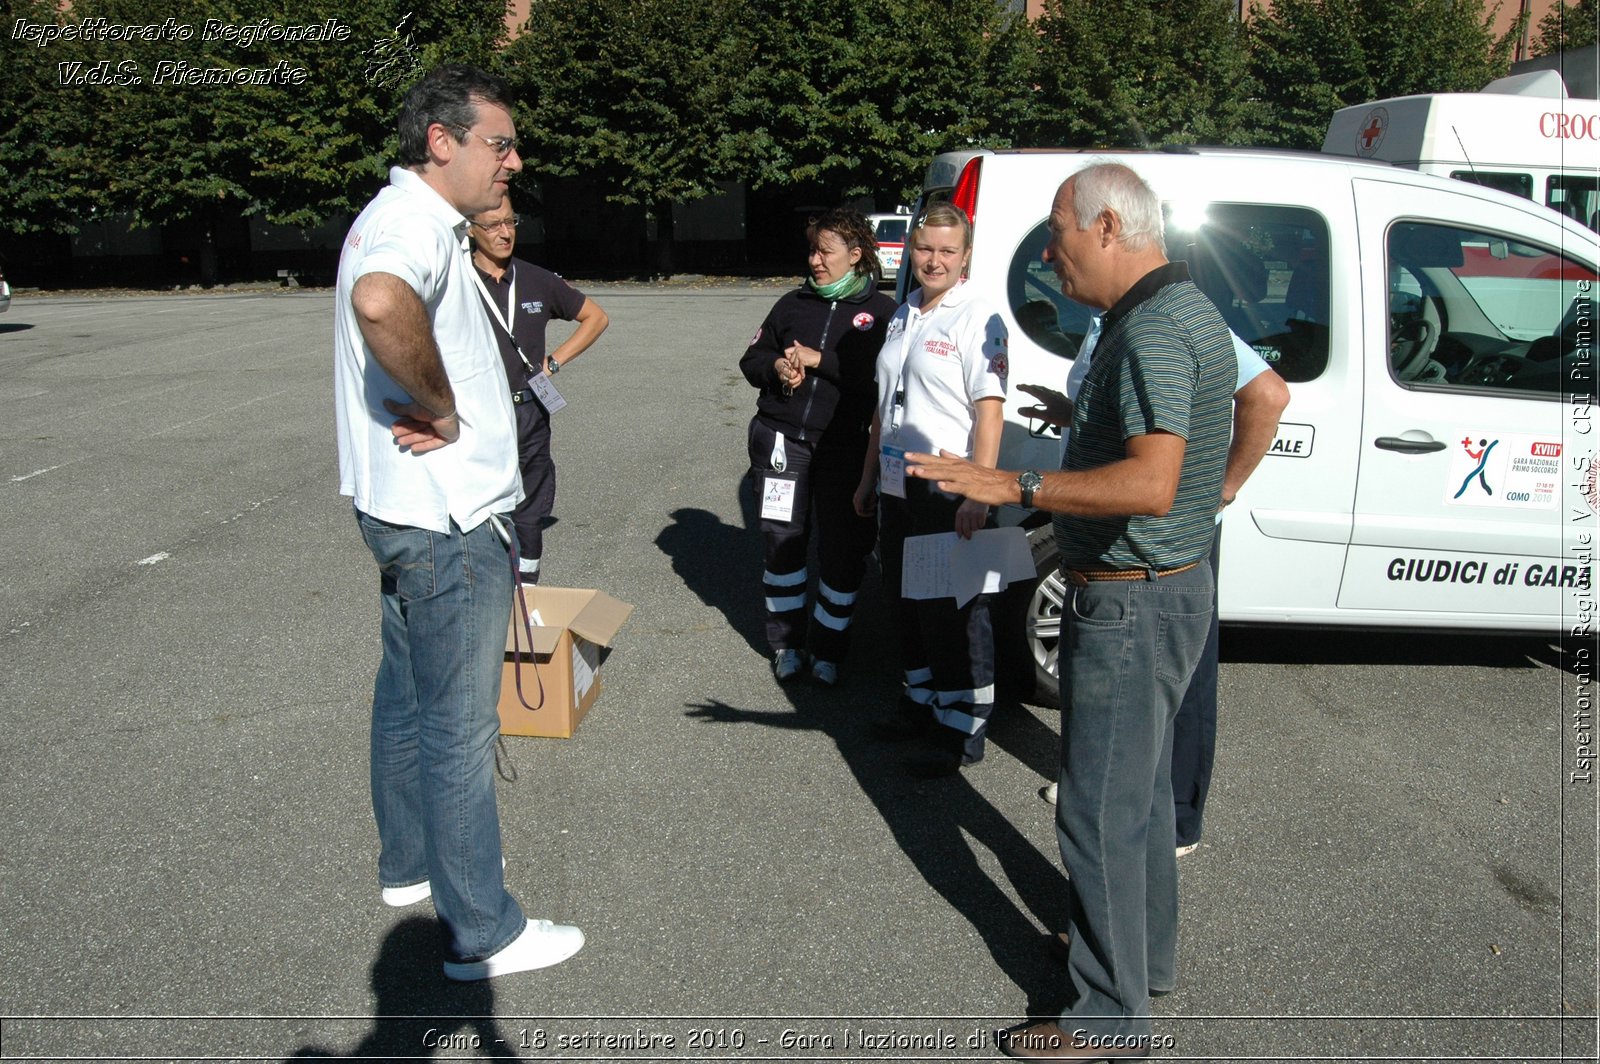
1357 107 1388 156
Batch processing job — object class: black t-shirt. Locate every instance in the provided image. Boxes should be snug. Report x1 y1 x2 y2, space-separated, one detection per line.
473 256 588 390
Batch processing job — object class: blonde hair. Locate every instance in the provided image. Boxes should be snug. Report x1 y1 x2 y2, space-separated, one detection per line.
914 203 973 249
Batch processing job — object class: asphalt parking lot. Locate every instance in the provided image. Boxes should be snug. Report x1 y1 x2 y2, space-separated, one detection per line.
0 288 1594 1062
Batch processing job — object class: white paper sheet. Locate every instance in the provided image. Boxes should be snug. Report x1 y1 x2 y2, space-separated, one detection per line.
901 526 1035 607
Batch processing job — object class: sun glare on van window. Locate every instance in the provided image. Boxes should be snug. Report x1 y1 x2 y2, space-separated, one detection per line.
1167 201 1211 233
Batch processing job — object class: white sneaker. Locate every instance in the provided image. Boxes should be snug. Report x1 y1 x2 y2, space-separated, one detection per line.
381 880 432 908
1176 842 1200 858
811 659 839 686
443 918 585 981
381 856 504 907
773 649 805 681
1041 781 1058 805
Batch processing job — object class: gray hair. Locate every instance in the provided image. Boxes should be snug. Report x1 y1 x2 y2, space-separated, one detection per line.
1068 163 1165 255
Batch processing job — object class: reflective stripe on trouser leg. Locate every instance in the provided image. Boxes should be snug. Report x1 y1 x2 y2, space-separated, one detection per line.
904 667 935 706
763 566 808 650
934 696 994 763
807 580 857 664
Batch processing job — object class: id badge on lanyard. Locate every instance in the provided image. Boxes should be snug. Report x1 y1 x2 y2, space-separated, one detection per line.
879 386 907 498
761 432 798 522
529 370 566 413
472 263 566 414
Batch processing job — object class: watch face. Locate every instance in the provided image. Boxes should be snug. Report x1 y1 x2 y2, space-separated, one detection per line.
1019 470 1042 505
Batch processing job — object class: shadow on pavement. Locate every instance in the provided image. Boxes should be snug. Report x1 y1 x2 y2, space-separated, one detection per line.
286 916 522 1060
655 492 766 658
665 467 1074 1012
684 628 1070 1017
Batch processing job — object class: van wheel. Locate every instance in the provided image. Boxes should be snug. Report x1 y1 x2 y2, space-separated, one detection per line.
1024 527 1063 708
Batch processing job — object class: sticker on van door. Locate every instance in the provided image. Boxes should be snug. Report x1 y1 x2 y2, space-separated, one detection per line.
1266 423 1315 458
1443 431 1561 509
1340 545 1583 615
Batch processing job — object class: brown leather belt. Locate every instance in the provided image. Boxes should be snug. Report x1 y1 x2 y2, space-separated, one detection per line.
1064 560 1201 587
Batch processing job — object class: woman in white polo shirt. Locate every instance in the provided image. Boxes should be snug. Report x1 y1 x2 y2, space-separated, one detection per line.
854 204 1008 777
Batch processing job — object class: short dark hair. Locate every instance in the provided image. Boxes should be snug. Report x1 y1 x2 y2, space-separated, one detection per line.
806 208 882 282
396 64 513 166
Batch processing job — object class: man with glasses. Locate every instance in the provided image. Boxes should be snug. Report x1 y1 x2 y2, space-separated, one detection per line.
333 64 585 981
468 195 610 585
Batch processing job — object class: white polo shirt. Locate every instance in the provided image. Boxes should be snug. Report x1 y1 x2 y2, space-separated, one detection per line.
334 167 521 534
875 281 1008 457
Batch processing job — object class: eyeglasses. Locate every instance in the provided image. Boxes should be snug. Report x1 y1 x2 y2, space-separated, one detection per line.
448 124 518 159
471 215 521 233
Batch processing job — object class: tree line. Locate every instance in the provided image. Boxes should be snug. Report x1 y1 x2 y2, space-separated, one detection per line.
2 0 1593 280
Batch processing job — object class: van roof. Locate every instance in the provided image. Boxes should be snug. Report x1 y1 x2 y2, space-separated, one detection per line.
919 145 1397 189
914 146 1600 244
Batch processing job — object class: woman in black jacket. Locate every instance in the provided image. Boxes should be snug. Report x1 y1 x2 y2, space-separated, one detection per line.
740 209 898 684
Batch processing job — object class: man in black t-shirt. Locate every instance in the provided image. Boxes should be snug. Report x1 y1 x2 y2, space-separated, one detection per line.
468 194 610 583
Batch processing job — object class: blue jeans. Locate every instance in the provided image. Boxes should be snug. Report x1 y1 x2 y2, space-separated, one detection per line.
1172 534 1222 847
1055 561 1214 1039
357 509 525 963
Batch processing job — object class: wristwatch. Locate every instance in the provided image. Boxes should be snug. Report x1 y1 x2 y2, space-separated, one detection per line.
545 355 561 375
1017 470 1043 508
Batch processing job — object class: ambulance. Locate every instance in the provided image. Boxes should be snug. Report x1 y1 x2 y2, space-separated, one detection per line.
868 211 911 283
1323 70 1600 232
900 147 1597 702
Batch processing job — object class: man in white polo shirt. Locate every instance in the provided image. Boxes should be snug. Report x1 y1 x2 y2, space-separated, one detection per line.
333 65 583 982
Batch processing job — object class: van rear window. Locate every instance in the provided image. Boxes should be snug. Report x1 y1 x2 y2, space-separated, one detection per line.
1547 176 1599 233
1006 203 1332 383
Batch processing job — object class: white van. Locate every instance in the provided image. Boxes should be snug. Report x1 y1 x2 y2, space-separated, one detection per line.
904 148 1598 699
1323 71 1600 232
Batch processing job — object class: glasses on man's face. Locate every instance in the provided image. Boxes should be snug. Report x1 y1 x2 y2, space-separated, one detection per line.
449 124 518 159
471 215 521 234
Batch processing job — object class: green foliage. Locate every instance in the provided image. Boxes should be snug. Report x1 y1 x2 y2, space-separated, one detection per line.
502 0 1031 213
1248 0 1518 149
1025 0 1259 149
1534 0 1599 54
728 0 1034 202
1 0 1559 265
0 0 507 236
500 0 746 211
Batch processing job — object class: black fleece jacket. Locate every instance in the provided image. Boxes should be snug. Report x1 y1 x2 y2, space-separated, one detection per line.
740 283 898 448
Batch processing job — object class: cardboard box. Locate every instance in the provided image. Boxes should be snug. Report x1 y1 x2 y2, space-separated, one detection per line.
498 587 633 738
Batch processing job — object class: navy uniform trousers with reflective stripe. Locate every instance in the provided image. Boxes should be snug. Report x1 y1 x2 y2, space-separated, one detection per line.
747 417 876 664
877 478 996 761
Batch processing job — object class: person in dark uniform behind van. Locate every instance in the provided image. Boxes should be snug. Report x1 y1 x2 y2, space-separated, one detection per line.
740 209 897 685
468 193 610 584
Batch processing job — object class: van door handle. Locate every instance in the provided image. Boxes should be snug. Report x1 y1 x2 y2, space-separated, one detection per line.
1374 436 1447 454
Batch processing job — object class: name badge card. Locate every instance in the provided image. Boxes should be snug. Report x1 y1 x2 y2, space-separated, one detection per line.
879 444 907 499
530 371 566 414
761 475 798 522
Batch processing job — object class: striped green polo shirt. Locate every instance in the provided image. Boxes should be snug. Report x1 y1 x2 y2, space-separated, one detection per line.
1052 261 1236 571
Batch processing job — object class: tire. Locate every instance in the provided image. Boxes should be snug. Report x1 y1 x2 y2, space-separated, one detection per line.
1023 526 1063 708
994 523 1062 708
